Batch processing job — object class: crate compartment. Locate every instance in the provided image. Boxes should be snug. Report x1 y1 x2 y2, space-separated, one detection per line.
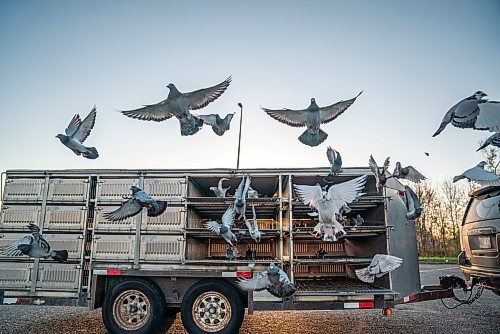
47 178 89 203
293 263 346 278
140 235 184 262
36 263 81 291
187 175 281 198
143 178 186 202
92 234 135 261
94 206 138 231
2 178 45 203
96 178 140 203
0 262 33 289
43 206 87 231
142 205 186 232
293 240 346 258
0 205 41 230
294 277 392 294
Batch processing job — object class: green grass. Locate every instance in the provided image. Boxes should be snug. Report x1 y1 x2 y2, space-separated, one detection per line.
418 256 458 264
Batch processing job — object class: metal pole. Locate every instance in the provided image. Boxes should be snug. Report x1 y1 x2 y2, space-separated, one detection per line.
236 103 243 170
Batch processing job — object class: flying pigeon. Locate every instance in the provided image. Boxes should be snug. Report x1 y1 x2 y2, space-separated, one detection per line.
237 262 297 298
0 224 68 262
204 206 238 246
404 185 422 221
195 113 235 136
234 176 251 219
210 178 230 198
120 76 232 136
327 146 342 177
477 132 500 151
294 175 367 242
355 254 403 283
103 186 168 221
244 202 263 242
262 92 363 147
432 91 500 137
369 155 390 192
392 162 427 183
453 161 500 186
55 106 99 159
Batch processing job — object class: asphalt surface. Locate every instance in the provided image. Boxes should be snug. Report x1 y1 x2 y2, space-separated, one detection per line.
0 264 499 334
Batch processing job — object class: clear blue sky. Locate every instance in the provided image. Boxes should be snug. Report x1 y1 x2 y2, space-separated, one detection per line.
1 0 499 182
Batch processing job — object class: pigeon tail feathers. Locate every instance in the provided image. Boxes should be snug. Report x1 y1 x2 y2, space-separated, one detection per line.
355 268 374 283
298 128 328 147
83 147 99 159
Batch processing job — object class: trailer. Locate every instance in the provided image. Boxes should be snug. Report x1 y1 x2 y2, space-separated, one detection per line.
0 167 435 334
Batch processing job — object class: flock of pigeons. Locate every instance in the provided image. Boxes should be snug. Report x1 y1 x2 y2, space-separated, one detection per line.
4 77 500 298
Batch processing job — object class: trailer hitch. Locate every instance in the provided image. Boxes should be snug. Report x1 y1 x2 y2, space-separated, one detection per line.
439 275 486 309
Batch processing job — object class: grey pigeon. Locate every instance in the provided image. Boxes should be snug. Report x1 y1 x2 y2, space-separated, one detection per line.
204 206 238 246
294 175 367 242
262 92 363 147
350 214 364 227
392 162 426 183
195 113 235 136
210 178 230 198
477 132 500 151
453 161 500 186
432 91 500 136
244 202 263 242
234 176 251 219
404 185 422 221
104 186 168 221
226 245 238 260
120 76 231 136
327 146 342 177
355 254 403 283
55 106 98 159
369 155 390 192
0 224 68 262
237 262 297 298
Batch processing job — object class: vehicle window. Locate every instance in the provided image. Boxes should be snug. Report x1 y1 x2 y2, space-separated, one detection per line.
464 193 500 224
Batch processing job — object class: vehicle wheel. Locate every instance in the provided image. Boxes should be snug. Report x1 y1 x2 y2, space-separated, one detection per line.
181 280 244 334
102 279 174 334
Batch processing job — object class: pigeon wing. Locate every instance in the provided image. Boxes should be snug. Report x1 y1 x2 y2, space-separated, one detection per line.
147 201 168 217
372 254 403 277
328 175 367 210
261 108 308 127
184 76 232 110
319 91 363 124
221 206 236 228
120 99 174 122
195 114 219 126
368 155 380 189
293 184 323 209
73 106 97 143
404 166 427 183
465 167 500 185
204 220 221 235
237 272 271 292
65 114 82 137
382 157 391 173
104 199 143 221
476 101 500 131
326 146 335 165
0 236 33 257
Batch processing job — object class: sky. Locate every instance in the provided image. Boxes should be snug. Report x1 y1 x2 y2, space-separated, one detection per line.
1 0 499 183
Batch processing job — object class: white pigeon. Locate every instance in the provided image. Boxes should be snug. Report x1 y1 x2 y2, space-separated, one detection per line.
237 262 297 298
234 176 251 219
404 185 422 221
355 254 403 283
392 162 427 183
477 132 500 151
294 175 367 242
262 92 362 147
120 76 231 136
195 113 235 136
55 106 99 159
327 146 342 177
432 91 500 137
204 206 238 246
453 161 500 186
210 178 230 198
244 203 263 242
368 155 390 192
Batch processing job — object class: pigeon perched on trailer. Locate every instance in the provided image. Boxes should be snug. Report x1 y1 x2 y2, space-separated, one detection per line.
104 186 168 221
210 178 231 198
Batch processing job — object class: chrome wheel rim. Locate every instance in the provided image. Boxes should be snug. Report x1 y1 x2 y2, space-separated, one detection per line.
192 291 232 332
113 289 151 330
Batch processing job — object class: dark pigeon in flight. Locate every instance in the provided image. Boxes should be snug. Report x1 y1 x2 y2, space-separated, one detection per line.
104 186 168 221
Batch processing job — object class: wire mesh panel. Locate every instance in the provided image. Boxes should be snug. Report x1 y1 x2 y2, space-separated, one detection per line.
96 178 139 204
43 206 87 232
47 179 89 203
140 235 184 262
92 234 135 261
36 263 81 291
94 206 138 231
0 262 33 289
143 178 186 202
0 206 41 231
142 206 186 232
2 179 45 203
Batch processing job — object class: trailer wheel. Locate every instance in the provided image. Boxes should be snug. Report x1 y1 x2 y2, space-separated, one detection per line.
181 280 244 334
102 279 175 334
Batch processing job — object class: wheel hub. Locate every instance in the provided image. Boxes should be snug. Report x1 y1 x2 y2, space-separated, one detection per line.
113 289 151 330
192 291 232 332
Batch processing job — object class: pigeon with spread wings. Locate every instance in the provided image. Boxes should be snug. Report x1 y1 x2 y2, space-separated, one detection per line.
204 206 238 246
392 162 426 183
237 262 297 298
234 176 251 219
262 92 362 147
195 112 235 136
104 186 168 221
55 106 99 159
369 155 390 192
244 202 263 243
453 161 500 186
355 254 403 283
120 76 231 136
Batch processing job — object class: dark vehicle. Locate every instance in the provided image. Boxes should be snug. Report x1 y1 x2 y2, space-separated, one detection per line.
459 185 500 296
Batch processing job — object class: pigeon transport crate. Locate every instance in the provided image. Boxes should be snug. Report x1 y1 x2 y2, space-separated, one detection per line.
0 168 454 334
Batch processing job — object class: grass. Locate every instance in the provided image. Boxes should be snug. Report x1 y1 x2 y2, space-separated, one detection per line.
418 256 458 264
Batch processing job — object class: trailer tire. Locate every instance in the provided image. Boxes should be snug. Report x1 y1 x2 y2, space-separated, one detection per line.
102 279 174 334
181 280 244 334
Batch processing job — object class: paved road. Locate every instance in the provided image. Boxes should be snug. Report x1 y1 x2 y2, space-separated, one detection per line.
0 264 499 334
